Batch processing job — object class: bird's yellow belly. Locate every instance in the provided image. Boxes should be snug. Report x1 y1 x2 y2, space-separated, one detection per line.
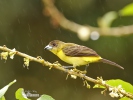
56 50 101 67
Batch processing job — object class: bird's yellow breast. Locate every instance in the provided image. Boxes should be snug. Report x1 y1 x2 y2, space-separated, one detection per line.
56 50 101 67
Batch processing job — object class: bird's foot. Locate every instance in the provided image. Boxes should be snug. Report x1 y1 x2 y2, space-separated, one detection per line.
62 66 87 74
73 69 87 74
81 70 87 74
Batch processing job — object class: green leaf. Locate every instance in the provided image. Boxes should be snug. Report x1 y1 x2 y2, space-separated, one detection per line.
94 79 133 100
0 96 5 100
0 79 16 98
93 84 105 88
120 97 132 100
37 94 55 100
94 79 133 93
15 88 31 100
107 79 133 94
119 3 133 16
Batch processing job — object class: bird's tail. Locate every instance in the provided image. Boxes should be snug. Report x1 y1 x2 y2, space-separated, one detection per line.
99 58 124 70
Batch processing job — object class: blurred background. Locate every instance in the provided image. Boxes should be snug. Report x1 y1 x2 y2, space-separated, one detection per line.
0 0 133 100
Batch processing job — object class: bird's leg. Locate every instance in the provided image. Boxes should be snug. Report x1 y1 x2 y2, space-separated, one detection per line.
80 64 89 75
72 66 87 74
85 64 89 71
62 66 74 69
63 65 87 74
63 66 80 73
63 65 79 72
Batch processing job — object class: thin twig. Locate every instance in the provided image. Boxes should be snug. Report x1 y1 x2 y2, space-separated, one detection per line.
42 0 133 39
0 45 133 99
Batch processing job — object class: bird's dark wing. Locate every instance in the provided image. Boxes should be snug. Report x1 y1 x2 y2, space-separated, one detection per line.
62 44 99 57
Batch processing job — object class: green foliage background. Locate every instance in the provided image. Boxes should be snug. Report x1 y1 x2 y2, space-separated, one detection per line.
0 0 133 100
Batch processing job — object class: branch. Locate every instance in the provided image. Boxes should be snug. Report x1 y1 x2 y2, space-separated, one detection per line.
42 0 133 41
0 45 133 99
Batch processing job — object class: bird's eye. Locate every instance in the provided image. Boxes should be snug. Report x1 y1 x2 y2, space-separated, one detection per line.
52 43 56 46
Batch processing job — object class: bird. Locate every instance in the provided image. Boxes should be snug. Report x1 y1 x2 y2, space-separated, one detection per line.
44 40 124 70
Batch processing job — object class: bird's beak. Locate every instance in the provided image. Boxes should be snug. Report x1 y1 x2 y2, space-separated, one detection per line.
44 45 53 50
